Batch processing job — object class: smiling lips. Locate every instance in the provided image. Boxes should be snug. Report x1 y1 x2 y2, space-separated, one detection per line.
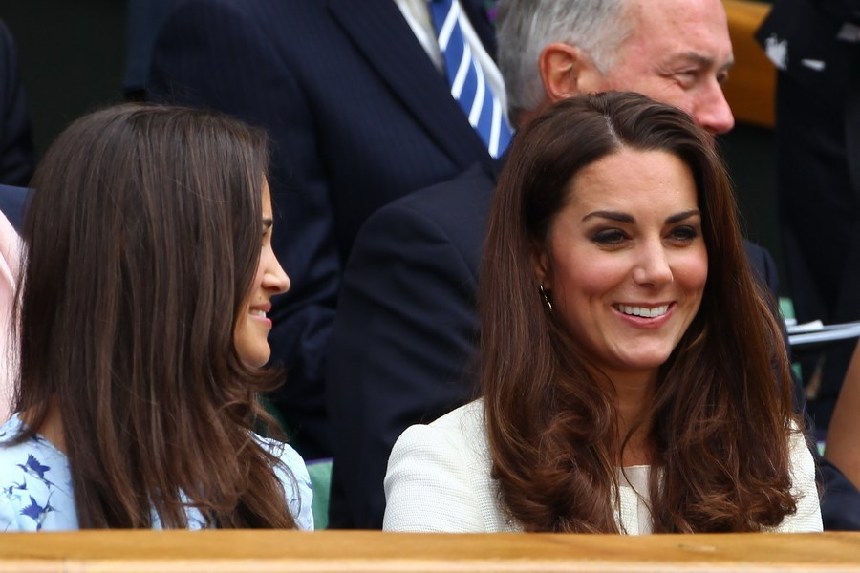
614 304 671 319
249 305 272 327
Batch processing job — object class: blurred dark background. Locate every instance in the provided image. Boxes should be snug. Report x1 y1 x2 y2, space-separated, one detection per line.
1 0 126 158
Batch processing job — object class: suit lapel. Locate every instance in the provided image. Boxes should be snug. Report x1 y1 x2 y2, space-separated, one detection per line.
327 0 491 169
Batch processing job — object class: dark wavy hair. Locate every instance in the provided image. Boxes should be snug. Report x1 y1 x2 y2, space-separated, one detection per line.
12 103 297 528
480 92 800 532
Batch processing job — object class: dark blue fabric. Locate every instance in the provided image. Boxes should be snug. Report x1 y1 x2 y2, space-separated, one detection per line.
0 184 28 232
0 20 34 188
819 457 860 530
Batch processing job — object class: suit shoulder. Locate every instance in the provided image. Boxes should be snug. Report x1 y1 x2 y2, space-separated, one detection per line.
741 239 775 272
366 170 494 238
164 0 325 31
356 178 491 278
400 170 493 210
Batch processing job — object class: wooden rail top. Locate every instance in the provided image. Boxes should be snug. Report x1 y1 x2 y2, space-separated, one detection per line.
0 530 858 572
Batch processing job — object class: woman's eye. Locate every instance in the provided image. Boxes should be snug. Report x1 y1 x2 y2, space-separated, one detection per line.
669 225 699 242
591 228 627 245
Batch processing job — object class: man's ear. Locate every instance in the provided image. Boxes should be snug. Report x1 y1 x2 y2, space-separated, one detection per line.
539 42 600 103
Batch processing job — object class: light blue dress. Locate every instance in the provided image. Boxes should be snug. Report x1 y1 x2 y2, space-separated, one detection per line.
0 414 313 531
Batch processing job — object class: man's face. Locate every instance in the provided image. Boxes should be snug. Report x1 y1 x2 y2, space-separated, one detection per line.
583 0 735 135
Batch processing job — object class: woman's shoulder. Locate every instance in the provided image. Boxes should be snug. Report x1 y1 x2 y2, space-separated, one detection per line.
255 435 310 481
423 398 485 438
384 399 509 532
254 434 314 530
0 415 65 468
768 421 823 532
0 415 77 531
393 399 490 473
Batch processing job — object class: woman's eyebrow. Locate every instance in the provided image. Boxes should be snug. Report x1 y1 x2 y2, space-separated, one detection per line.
666 209 700 224
582 210 634 223
581 209 700 224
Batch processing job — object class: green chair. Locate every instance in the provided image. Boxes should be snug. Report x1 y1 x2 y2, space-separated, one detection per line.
306 459 332 529
259 396 332 529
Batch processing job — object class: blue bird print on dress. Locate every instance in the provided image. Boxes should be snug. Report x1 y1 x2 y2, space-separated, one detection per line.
20 495 55 531
2 477 27 498
17 455 54 489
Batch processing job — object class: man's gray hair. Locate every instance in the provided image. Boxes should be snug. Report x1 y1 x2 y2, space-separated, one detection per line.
496 0 633 122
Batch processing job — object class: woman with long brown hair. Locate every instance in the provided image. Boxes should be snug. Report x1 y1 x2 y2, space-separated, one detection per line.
383 92 821 533
0 103 311 530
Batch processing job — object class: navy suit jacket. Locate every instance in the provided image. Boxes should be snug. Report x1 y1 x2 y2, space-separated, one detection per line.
0 19 34 188
148 0 498 458
326 162 852 529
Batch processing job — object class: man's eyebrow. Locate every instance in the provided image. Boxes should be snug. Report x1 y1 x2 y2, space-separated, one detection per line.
664 52 734 71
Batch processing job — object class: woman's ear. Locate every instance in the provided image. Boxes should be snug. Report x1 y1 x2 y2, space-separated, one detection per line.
539 43 602 103
532 244 552 288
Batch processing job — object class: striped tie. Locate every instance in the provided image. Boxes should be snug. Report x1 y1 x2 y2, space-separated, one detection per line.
429 0 512 158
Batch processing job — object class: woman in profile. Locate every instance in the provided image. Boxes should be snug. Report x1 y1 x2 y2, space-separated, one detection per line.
0 104 312 530
383 92 822 533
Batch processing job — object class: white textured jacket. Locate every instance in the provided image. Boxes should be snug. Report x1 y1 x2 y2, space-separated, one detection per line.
383 399 823 533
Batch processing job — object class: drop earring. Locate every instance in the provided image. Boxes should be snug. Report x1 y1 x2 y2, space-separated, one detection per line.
539 284 553 313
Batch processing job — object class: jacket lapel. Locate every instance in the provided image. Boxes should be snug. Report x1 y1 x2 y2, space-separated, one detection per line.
327 0 491 169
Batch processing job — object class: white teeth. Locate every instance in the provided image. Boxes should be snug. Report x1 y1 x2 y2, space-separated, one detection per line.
617 305 669 318
250 309 266 317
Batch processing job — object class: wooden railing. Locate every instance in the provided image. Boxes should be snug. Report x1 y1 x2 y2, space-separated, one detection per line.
723 0 776 128
0 530 858 572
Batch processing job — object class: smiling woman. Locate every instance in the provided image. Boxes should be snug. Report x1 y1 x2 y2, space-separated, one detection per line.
382 92 822 534
0 104 310 531
534 147 708 395
233 180 291 369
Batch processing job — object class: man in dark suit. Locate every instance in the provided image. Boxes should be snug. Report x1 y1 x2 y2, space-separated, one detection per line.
147 0 502 459
0 19 34 188
327 0 860 529
123 0 177 99
756 0 860 436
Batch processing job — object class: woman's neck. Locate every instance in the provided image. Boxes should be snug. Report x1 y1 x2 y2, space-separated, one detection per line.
609 370 657 467
20 398 66 454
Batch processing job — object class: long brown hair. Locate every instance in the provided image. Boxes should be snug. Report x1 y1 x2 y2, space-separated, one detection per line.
12 103 297 528
480 92 799 532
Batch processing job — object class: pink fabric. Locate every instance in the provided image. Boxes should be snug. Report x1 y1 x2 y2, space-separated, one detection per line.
0 211 19 422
